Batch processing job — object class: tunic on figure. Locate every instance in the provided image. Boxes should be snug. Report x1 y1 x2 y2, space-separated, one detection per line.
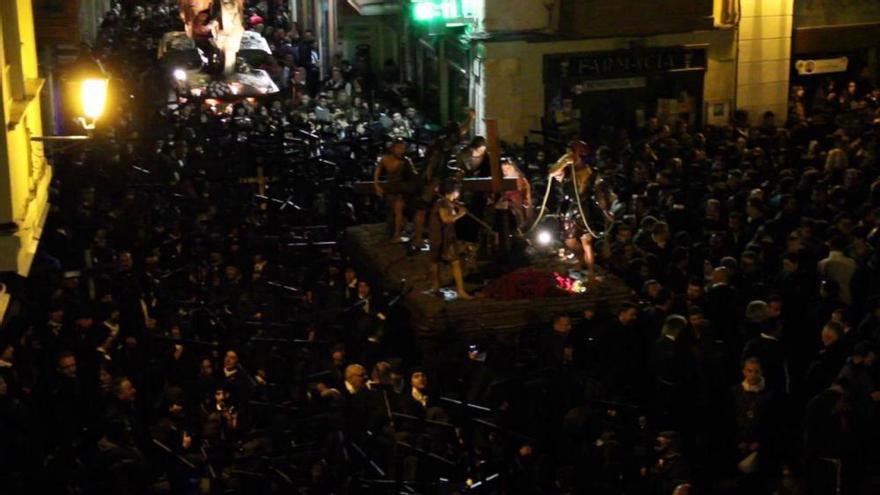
429 198 460 263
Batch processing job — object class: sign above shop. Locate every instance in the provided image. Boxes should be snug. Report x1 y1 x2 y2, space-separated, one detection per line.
545 48 707 81
581 77 647 92
795 56 849 76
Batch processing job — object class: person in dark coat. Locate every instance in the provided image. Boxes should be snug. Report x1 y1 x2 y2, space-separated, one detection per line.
804 378 861 495
729 357 780 492
395 369 444 424
641 287 674 345
191 356 217 407
44 352 89 450
741 318 788 395
805 321 849 400
650 315 695 429
835 341 878 424
705 266 740 345
600 303 643 398
342 364 384 439
541 314 575 368
644 430 692 495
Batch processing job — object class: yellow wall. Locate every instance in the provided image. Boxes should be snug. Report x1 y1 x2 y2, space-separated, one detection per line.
736 0 794 125
16 0 38 80
0 0 52 275
479 28 737 141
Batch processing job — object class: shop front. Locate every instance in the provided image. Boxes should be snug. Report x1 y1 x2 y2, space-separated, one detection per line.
790 0 880 113
544 47 706 139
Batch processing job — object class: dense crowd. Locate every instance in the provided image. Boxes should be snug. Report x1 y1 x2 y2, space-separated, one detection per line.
2 1 880 494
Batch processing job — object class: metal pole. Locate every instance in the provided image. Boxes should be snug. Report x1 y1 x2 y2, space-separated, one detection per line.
315 0 325 79
439 36 449 124
327 0 338 69
402 15 412 82
485 118 501 193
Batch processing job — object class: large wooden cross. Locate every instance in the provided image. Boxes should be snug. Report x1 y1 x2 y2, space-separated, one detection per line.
237 166 276 194
238 166 283 210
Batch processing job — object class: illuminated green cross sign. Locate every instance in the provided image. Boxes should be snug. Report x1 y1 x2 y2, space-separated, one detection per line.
411 0 476 22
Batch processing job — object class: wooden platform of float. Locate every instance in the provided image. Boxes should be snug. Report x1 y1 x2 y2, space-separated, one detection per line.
343 224 634 338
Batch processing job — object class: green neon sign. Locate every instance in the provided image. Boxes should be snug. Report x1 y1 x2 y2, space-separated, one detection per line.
412 0 472 22
413 2 439 21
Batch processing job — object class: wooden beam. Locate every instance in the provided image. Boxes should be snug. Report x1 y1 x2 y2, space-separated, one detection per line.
485 119 502 194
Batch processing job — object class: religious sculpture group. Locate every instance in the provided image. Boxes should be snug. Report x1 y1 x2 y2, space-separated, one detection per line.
178 0 245 76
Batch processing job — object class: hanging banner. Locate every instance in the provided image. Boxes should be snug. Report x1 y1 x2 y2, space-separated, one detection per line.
794 56 849 75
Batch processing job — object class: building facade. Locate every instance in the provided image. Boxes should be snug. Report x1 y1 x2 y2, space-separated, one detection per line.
473 0 739 141
790 0 880 102
0 0 52 276
338 1 823 142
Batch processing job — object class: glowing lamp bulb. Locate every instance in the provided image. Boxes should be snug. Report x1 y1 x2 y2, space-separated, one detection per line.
81 78 108 120
173 68 187 82
537 230 553 246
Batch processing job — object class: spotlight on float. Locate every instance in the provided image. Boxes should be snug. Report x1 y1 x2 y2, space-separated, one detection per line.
537 230 553 246
173 68 187 82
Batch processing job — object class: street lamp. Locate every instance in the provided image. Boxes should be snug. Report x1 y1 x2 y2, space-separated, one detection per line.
74 53 109 132
32 51 109 142
79 77 108 129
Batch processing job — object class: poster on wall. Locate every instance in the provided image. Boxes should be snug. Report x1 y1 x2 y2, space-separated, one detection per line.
705 100 731 127
656 98 679 124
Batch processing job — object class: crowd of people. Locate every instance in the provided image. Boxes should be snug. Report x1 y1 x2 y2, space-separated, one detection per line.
2 1 880 494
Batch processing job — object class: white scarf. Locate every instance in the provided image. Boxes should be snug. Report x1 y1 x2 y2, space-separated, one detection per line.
742 377 766 393
412 387 428 407
345 380 357 394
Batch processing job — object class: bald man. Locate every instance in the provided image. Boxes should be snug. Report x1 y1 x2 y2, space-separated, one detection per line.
342 364 385 440
344 364 368 395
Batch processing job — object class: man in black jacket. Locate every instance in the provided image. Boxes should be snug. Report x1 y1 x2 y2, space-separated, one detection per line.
730 357 780 492
805 321 849 400
541 314 575 368
741 320 788 395
600 303 644 399
804 377 861 495
343 364 385 440
650 315 695 429
705 266 740 345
